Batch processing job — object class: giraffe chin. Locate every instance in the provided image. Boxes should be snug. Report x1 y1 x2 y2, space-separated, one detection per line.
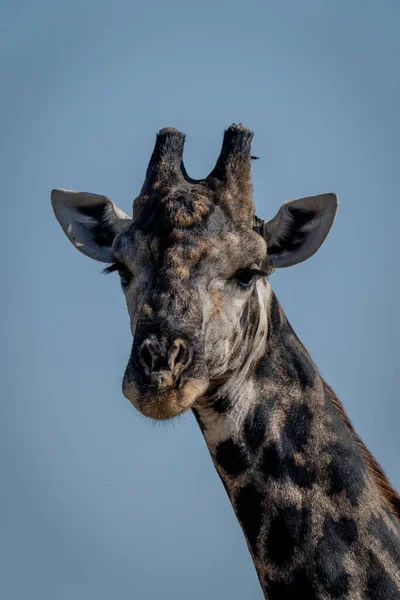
123 377 209 421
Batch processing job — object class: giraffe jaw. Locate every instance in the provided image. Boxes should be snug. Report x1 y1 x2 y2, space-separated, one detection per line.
122 376 209 420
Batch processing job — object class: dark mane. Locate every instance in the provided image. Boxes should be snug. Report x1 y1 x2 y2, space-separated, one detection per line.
324 381 400 522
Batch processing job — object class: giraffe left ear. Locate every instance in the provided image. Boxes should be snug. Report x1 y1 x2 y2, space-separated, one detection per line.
51 189 132 262
254 193 338 268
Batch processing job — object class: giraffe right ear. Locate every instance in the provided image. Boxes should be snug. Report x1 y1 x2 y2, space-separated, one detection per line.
51 189 132 263
254 193 338 269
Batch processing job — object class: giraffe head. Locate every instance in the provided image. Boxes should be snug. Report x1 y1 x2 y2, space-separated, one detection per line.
52 125 337 420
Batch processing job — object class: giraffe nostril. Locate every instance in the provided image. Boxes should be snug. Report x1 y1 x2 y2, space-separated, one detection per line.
168 339 190 375
139 341 155 373
137 337 191 379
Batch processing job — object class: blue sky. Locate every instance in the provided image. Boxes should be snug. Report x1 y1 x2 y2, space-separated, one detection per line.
1 1 399 598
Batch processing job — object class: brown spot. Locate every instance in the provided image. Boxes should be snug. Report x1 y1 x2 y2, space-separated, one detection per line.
210 289 223 317
142 304 153 317
176 264 190 279
162 191 213 229
170 230 185 243
170 203 196 228
165 247 189 278
185 240 209 265
194 197 211 217
152 176 162 191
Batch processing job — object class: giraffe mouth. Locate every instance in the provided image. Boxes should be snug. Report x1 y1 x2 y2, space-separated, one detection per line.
123 328 209 419
122 374 209 420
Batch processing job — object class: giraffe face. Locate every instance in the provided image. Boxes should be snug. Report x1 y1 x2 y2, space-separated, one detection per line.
110 193 267 420
51 125 338 420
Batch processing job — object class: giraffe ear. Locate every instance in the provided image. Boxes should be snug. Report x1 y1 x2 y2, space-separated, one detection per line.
51 189 132 263
254 193 338 268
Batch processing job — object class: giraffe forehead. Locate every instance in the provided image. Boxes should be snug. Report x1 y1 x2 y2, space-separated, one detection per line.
116 208 266 281
154 231 266 279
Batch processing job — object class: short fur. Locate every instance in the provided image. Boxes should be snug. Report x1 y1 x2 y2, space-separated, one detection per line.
324 382 400 521
51 124 400 599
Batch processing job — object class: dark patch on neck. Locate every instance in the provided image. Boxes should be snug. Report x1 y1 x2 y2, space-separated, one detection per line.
261 442 316 489
364 551 399 599
369 515 400 567
326 441 365 507
282 403 313 452
322 386 366 507
215 438 248 477
235 484 263 557
256 293 316 390
201 385 232 415
264 505 310 567
315 515 357 596
280 321 316 389
243 403 270 454
264 569 317 600
260 401 316 489
212 394 232 414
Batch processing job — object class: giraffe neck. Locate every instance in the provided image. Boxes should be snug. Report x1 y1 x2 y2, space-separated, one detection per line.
193 288 400 599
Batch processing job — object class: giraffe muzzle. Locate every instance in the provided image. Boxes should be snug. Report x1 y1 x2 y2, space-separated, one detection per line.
122 333 209 420
137 336 192 382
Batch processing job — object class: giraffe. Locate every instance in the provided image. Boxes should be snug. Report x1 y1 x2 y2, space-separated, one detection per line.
51 124 400 599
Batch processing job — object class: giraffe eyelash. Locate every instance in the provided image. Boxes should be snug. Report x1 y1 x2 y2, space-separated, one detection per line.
102 262 124 275
249 268 268 277
235 267 268 279
103 261 133 289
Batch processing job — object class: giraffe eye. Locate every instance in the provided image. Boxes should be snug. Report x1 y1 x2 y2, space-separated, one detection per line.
235 269 255 288
103 262 133 287
118 267 132 288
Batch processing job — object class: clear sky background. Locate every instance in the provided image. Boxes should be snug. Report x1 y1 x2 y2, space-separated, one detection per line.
1 1 399 598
